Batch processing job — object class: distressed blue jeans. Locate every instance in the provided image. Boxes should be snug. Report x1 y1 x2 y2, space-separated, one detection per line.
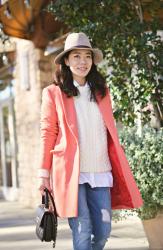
68 183 112 250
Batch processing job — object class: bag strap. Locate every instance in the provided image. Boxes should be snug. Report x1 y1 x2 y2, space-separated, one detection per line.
43 188 57 216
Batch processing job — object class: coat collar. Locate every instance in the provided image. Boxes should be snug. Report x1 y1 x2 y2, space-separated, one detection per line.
59 89 79 141
96 91 115 133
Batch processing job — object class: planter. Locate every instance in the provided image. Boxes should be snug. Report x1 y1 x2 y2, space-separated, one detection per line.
142 213 163 250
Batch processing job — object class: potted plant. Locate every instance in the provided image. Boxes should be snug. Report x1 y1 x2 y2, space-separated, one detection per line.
120 126 163 250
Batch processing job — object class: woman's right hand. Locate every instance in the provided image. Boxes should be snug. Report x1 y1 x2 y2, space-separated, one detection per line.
38 177 52 195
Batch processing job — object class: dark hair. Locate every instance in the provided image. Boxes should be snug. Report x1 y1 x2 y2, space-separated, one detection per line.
53 51 107 101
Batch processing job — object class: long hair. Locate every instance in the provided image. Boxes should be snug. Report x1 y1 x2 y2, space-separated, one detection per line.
53 51 107 101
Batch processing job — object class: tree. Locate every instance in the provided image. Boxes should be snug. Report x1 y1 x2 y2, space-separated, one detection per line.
47 0 163 127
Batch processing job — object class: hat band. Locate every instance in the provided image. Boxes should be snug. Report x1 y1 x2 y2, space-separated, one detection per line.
74 45 92 49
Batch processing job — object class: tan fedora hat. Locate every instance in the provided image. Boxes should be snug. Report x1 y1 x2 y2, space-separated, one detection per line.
54 32 103 65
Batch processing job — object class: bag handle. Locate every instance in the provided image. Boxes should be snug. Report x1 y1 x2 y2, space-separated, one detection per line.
42 188 57 216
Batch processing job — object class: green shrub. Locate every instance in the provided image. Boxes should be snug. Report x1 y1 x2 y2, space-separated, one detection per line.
120 126 163 220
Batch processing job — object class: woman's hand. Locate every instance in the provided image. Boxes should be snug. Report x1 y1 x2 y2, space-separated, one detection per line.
38 177 52 195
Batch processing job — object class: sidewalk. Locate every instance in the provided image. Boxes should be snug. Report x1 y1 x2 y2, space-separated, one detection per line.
0 200 149 250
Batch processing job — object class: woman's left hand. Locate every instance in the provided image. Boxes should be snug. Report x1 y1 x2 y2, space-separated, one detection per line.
38 177 52 195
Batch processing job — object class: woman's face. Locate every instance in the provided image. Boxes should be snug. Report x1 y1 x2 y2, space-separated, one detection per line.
65 49 93 84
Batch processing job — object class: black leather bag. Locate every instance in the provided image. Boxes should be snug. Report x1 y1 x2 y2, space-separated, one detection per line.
35 188 58 248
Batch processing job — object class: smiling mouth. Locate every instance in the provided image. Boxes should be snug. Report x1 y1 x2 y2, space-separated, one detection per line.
78 68 88 71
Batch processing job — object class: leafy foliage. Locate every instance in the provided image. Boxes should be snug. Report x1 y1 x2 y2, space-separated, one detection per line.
120 126 163 220
48 0 163 126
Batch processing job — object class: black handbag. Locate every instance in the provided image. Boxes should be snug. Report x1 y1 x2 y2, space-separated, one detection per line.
35 188 58 248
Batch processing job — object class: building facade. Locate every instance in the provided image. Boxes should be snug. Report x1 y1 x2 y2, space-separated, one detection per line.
0 36 64 207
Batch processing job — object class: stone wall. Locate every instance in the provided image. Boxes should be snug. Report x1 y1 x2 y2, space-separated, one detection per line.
14 39 55 207
0 155 2 187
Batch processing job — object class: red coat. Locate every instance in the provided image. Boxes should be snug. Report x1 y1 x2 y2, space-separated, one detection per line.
40 84 143 218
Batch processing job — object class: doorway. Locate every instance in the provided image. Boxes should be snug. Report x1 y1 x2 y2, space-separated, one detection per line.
0 97 18 200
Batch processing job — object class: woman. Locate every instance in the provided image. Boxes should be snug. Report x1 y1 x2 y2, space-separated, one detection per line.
38 32 143 250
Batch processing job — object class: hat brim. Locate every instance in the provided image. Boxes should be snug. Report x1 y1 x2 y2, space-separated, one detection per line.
54 47 103 65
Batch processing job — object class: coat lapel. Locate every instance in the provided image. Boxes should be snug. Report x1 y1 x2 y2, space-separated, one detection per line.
97 90 119 144
59 90 78 141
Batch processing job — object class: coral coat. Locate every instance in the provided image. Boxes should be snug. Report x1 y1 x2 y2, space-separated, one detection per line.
40 84 143 218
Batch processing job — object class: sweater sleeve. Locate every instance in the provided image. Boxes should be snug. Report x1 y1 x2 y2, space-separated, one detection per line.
39 87 59 172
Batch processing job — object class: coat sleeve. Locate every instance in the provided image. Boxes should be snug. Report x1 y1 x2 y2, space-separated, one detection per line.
39 87 59 171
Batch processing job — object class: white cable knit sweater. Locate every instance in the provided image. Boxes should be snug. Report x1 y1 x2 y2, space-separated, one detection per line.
74 81 112 173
